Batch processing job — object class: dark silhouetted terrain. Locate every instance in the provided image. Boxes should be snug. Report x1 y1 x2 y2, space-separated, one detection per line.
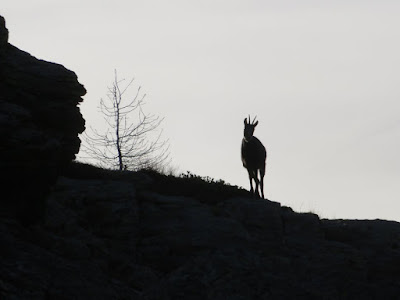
1 15 400 299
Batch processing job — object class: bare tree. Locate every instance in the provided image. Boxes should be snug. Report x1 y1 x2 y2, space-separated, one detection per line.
81 70 169 171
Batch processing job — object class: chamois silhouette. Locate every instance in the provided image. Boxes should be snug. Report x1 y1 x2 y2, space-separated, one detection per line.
241 115 267 198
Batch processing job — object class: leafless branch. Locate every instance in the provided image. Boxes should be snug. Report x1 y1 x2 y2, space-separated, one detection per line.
80 69 170 171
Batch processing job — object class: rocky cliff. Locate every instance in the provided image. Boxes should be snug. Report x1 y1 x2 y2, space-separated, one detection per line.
0 16 86 224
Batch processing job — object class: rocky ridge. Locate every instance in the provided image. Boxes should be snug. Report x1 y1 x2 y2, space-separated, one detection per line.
1 163 400 299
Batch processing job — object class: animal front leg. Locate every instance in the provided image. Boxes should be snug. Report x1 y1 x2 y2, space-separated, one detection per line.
247 171 254 195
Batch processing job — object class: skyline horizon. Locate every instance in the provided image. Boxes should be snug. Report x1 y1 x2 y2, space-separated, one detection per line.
2 0 399 222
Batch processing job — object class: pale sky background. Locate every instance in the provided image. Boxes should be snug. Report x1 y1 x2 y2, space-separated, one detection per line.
3 1 400 221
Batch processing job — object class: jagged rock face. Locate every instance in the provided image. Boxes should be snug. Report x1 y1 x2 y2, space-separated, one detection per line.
0 16 8 53
0 16 86 224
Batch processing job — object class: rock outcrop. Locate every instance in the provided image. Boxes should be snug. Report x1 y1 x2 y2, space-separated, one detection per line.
0 16 86 224
1 164 400 299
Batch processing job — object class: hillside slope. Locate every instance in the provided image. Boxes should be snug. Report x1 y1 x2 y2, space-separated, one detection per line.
1 162 400 299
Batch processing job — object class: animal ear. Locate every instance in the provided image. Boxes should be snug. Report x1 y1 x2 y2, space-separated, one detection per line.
244 118 248 125
254 121 258 126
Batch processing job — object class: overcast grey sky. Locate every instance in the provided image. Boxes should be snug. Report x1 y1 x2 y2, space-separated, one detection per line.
3 0 400 221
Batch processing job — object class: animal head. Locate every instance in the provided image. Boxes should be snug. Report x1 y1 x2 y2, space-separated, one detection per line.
243 115 258 142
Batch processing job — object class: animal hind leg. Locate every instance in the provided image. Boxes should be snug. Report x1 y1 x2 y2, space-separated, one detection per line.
255 181 260 198
253 171 260 198
259 166 265 199
247 170 254 195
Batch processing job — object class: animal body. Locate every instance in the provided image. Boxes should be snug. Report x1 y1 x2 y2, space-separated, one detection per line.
241 116 267 198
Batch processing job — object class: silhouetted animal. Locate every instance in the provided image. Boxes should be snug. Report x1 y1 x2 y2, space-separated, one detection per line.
241 115 267 198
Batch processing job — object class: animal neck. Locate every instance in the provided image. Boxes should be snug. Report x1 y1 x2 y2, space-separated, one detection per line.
243 136 253 143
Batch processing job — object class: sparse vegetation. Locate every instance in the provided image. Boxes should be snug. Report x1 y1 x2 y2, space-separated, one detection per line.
65 161 249 203
138 169 249 203
81 70 169 171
